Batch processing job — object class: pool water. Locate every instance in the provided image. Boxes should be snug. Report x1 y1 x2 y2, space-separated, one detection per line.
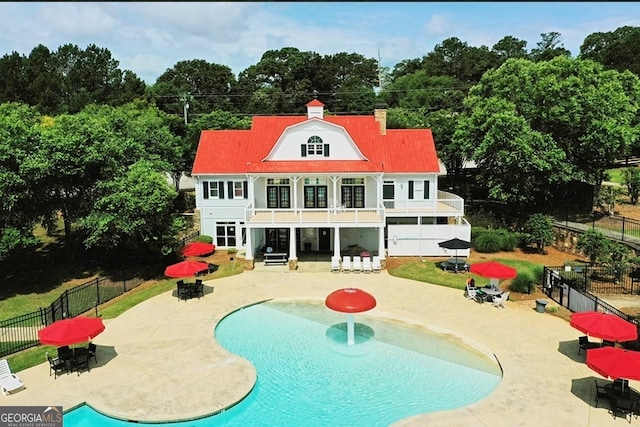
64 301 501 426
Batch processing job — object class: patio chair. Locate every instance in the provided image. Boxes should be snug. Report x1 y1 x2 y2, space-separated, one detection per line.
331 256 341 273
362 256 372 273
176 280 189 301
342 256 352 273
87 342 97 364
72 349 90 376
612 395 638 423
57 345 74 370
353 256 362 273
578 336 601 355
47 352 67 379
0 359 24 395
372 256 381 273
492 291 509 309
190 279 204 299
465 284 478 301
594 380 613 409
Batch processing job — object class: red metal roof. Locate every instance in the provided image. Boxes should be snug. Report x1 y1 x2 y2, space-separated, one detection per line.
192 113 439 175
306 99 325 107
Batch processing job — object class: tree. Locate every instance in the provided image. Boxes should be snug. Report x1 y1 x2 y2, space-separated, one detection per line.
623 167 640 205
82 161 183 254
595 185 623 215
423 37 499 83
380 72 467 111
425 109 466 185
456 56 640 210
523 214 554 254
386 107 426 129
580 26 640 75
0 103 44 256
529 32 571 62
491 36 528 62
576 229 610 264
149 59 236 118
0 52 29 105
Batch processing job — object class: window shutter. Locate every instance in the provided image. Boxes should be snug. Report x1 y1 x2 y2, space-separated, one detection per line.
243 181 248 199
218 181 225 199
324 144 330 157
203 182 209 199
408 181 414 199
301 144 307 157
424 180 429 199
228 182 234 199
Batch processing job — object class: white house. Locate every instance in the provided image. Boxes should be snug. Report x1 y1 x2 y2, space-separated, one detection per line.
192 100 470 269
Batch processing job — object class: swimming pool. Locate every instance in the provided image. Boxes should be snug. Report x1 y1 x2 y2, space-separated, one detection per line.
64 300 501 426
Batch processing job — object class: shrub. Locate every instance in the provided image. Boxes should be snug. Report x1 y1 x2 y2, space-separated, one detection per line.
227 247 237 254
196 235 213 244
474 232 503 253
510 272 535 294
495 229 518 251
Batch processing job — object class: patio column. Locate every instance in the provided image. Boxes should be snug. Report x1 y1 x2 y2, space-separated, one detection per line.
378 226 385 260
289 226 297 260
334 226 341 258
245 226 253 260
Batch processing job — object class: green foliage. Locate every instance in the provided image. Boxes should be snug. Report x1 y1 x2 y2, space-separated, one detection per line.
196 235 213 244
623 167 640 204
510 272 535 294
595 185 624 215
386 107 426 129
524 214 554 253
576 229 610 264
456 56 640 210
466 209 504 229
473 228 518 253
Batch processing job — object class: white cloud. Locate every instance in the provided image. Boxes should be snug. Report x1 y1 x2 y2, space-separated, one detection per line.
425 14 450 36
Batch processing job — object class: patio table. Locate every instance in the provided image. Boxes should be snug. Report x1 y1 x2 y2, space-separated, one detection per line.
478 287 502 302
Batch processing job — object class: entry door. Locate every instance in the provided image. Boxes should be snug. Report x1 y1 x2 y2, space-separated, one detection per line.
319 228 331 252
266 228 290 253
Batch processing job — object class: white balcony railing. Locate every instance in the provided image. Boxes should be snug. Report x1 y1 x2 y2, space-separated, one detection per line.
244 190 464 225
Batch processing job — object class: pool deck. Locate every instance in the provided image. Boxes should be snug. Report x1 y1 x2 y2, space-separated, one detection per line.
5 267 632 426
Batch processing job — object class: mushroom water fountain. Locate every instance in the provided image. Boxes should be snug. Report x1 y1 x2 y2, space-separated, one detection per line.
325 288 377 346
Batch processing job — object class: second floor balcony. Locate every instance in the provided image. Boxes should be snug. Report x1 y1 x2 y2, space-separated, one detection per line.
245 191 463 226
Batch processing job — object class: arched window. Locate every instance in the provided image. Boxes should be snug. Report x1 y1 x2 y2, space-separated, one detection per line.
307 135 323 156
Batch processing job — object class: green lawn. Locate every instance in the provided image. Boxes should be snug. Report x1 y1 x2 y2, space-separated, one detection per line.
605 167 628 185
389 258 542 290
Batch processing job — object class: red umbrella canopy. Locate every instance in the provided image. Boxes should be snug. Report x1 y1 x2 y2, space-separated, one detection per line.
587 346 640 381
164 260 209 278
181 242 215 257
570 311 638 342
38 316 105 346
325 288 377 313
469 261 517 279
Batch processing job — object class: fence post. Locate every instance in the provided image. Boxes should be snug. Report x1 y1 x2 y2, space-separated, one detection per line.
64 290 69 318
592 211 596 230
95 277 101 306
622 216 626 242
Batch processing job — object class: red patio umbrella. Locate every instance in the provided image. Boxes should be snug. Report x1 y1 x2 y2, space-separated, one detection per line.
470 261 517 279
164 260 209 278
570 311 638 342
587 346 640 383
38 316 105 346
325 288 376 346
181 242 215 257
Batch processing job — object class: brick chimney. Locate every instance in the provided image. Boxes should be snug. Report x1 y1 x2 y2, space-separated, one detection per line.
374 103 387 135
306 99 324 119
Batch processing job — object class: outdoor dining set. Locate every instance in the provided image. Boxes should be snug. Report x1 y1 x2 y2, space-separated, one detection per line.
572 310 640 422
176 279 205 300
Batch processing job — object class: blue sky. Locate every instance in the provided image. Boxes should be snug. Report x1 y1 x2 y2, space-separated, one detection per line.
1 2 639 84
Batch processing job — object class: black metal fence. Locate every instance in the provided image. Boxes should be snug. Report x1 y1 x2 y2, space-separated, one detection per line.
555 212 640 249
545 264 640 295
543 266 640 351
0 263 159 358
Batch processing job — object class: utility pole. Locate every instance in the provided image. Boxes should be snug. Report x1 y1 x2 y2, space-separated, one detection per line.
179 93 190 125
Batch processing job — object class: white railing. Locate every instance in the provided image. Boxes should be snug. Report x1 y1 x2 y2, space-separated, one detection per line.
245 191 464 225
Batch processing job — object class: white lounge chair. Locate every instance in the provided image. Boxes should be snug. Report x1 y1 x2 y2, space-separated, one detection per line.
372 256 381 273
465 284 478 301
342 256 352 273
362 256 372 273
0 359 24 395
352 256 362 273
492 291 510 309
331 256 341 273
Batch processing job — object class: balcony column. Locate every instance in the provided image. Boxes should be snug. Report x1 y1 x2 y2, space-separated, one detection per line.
330 176 339 213
292 177 300 214
245 226 253 259
288 226 297 270
333 226 341 258
378 226 385 260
